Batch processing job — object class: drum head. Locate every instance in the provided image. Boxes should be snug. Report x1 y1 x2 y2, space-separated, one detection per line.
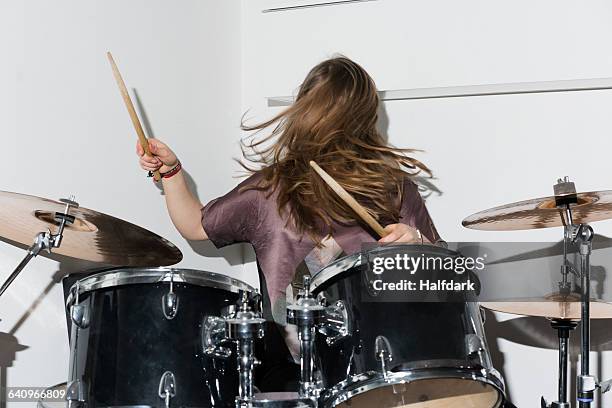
333 377 503 408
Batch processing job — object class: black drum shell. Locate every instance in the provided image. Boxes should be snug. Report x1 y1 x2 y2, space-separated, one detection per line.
311 245 505 406
67 276 245 408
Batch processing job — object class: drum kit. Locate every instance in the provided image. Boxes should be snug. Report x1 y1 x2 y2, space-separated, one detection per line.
1 176 612 408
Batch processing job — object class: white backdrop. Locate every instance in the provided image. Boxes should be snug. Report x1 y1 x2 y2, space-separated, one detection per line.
0 1 246 406
1 0 612 407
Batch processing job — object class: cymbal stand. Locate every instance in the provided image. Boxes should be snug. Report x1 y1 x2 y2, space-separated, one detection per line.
0 197 78 298
553 177 612 407
542 319 577 408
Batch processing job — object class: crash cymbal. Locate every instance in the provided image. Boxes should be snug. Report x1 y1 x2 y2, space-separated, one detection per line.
462 190 612 231
0 191 182 266
481 292 612 319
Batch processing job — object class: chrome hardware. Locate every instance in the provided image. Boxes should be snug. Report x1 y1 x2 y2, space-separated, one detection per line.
66 379 86 406
374 335 393 379
287 275 325 398
479 306 486 325
0 195 77 298
70 304 90 329
318 300 349 346
69 281 90 329
227 295 265 408
600 378 612 393
465 333 486 367
158 371 177 408
202 316 233 358
542 396 571 408
162 273 179 320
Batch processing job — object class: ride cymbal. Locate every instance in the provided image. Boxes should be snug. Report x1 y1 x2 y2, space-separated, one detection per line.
462 191 612 231
0 191 182 266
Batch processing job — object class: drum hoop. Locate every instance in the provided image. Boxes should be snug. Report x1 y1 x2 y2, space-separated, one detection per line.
321 368 505 408
66 267 257 306
310 244 459 292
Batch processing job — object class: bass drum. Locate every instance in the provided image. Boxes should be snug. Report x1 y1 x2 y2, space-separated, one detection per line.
65 267 258 408
310 245 505 408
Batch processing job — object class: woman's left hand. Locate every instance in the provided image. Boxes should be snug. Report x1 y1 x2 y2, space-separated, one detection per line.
378 223 430 244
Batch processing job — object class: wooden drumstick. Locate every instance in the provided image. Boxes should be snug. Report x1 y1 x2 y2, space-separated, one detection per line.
107 51 161 181
309 161 388 238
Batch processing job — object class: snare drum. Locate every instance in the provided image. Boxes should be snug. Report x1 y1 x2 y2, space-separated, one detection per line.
310 245 506 408
65 267 258 407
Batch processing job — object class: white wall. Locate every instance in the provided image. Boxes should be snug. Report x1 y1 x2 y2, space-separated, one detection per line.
0 0 245 405
241 0 612 406
2 0 612 406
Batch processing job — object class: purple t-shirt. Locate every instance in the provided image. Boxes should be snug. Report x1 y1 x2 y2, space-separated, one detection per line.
201 172 440 327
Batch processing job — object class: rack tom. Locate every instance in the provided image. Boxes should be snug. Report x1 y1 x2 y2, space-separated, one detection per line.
65 267 258 407
310 245 505 408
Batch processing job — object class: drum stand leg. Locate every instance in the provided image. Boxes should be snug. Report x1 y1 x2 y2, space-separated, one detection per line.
576 226 596 407
287 276 325 399
226 296 265 408
544 319 577 408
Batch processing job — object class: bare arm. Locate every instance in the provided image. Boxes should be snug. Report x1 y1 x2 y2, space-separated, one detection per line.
137 139 208 241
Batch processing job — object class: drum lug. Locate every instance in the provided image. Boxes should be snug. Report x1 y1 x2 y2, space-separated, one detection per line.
162 274 179 320
465 333 486 366
374 335 393 380
158 371 177 408
66 379 86 406
202 316 233 358
479 306 487 325
318 300 350 346
70 304 90 329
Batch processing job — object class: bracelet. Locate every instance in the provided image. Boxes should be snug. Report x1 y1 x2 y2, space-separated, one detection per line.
161 161 182 179
149 161 182 180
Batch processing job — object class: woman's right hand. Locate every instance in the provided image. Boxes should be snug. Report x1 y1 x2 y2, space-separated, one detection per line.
137 139 178 174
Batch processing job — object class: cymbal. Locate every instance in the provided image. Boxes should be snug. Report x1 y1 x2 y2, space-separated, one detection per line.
481 292 612 319
0 191 182 266
462 190 612 231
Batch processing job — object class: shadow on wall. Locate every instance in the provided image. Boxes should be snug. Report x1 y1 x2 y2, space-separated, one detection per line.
483 309 612 405
0 237 101 408
377 101 443 200
133 88 248 267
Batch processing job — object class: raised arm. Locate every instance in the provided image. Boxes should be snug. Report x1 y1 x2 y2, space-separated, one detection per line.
137 139 208 241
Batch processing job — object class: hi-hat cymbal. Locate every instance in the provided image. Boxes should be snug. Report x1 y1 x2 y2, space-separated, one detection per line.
481 292 612 319
462 191 612 231
0 191 182 266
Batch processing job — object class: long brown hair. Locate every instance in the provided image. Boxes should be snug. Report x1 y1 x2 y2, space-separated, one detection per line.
240 56 430 242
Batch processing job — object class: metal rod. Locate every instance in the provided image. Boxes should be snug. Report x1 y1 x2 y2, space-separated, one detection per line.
550 320 576 405
238 338 255 403
578 227 594 407
560 332 568 403
0 232 48 298
299 326 316 396
0 251 37 297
